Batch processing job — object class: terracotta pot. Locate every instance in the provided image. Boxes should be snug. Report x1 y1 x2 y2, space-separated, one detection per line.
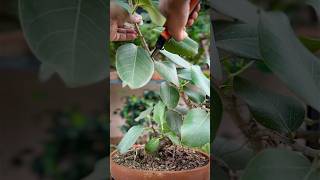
110 149 210 180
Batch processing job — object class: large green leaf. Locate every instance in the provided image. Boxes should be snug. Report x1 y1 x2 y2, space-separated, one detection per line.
165 131 181 145
152 28 199 57
258 12 320 112
241 149 316 180
306 0 320 20
177 68 192 80
216 24 262 60
160 82 180 109
117 125 144 154
211 24 223 81
137 0 166 26
134 106 153 122
299 35 320 53
212 86 223 140
39 63 56 82
164 36 199 57
213 138 254 170
115 0 130 12
153 101 165 125
155 61 179 86
116 43 154 89
191 65 210 97
160 50 192 69
153 101 170 132
20 0 108 87
184 85 206 104
234 77 305 133
82 157 108 180
211 0 259 25
181 108 210 147
165 110 182 135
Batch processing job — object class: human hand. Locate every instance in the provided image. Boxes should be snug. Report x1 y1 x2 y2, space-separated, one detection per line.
159 0 201 41
110 2 142 41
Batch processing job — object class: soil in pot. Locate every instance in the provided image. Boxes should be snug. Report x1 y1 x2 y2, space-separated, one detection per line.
112 145 209 171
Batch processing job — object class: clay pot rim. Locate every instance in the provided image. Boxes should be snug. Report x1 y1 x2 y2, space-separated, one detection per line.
110 147 210 174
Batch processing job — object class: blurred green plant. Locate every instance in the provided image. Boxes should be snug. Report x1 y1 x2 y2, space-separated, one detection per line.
117 90 160 133
32 107 108 180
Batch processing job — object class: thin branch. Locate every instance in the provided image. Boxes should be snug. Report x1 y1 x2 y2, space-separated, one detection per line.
229 60 255 78
128 0 151 54
134 23 151 54
180 92 193 109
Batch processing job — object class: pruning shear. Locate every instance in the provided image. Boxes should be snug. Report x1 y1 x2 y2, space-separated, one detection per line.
151 0 201 58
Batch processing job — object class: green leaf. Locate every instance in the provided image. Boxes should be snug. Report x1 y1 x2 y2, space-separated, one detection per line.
216 24 261 60
153 101 166 125
191 65 210 97
160 82 180 109
39 63 55 82
153 101 170 132
181 108 210 147
160 50 192 69
152 28 199 57
114 0 130 12
234 77 305 133
117 125 144 154
137 0 166 26
164 36 199 57
82 157 108 180
241 149 315 180
177 68 192 80
145 138 160 154
210 0 259 25
212 86 223 140
20 0 108 87
299 35 320 53
165 110 182 135
306 0 320 20
258 12 320 112
155 61 179 86
213 166 229 180
213 138 254 171
134 106 153 122
116 43 154 89
184 86 206 104
200 143 210 154
165 132 181 145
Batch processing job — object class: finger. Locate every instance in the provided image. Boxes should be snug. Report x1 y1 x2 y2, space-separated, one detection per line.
113 32 137 41
165 1 189 41
195 3 201 13
187 12 198 26
117 28 136 34
187 19 194 27
128 14 142 24
190 11 198 21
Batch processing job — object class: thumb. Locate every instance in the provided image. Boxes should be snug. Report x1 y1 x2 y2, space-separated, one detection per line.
163 0 189 41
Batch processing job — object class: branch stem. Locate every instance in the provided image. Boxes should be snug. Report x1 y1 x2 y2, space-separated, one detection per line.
129 0 151 54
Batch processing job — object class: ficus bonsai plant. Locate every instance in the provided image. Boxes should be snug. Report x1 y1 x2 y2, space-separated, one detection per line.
110 0 210 179
211 0 320 179
19 0 320 179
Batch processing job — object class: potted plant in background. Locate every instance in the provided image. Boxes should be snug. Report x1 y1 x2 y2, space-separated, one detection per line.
110 0 210 179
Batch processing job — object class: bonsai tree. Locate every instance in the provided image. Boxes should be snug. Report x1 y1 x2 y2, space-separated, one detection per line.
113 0 210 157
211 0 320 179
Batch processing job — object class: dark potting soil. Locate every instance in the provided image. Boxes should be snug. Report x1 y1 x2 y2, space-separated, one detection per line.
112 145 209 171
